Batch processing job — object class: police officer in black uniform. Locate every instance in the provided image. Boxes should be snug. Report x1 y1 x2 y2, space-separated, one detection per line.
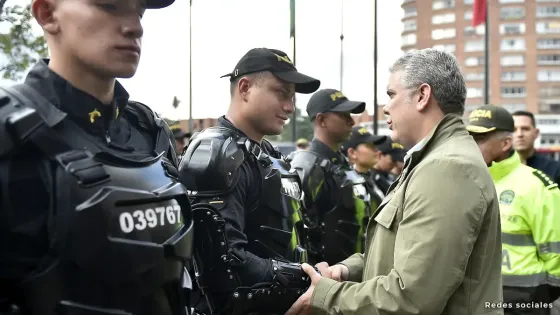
371 137 405 194
0 0 194 314
340 126 386 214
178 48 321 315
289 89 369 266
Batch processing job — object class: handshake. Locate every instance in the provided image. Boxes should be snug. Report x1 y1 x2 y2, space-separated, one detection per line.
307 261 349 282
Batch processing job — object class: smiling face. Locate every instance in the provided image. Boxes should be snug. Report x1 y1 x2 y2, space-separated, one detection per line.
33 0 146 79
241 72 296 136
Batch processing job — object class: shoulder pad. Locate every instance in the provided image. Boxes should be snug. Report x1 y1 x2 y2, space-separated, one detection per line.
178 127 245 196
261 139 283 159
125 100 158 130
532 169 559 190
289 150 326 205
0 87 33 158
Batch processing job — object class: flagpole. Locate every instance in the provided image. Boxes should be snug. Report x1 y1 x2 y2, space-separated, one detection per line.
290 0 297 142
340 0 344 91
188 0 193 132
483 0 490 104
373 0 378 135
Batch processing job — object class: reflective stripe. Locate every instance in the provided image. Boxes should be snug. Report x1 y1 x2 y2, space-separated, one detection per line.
537 241 560 254
502 273 548 287
502 233 535 246
548 274 560 286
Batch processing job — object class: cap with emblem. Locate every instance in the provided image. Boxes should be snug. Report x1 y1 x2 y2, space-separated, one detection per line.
220 48 320 94
376 137 406 162
306 89 366 120
466 104 515 134
341 126 386 154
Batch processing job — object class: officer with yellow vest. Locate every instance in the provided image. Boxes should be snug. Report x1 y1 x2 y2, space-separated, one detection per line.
467 104 560 315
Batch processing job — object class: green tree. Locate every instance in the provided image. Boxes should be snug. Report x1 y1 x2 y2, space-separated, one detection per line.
269 106 314 142
0 2 48 81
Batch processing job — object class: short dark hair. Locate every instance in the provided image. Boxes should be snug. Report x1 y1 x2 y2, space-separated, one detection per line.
512 110 536 127
229 72 267 96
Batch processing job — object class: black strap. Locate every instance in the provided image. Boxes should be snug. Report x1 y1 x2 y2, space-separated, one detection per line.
126 101 173 159
1 85 110 188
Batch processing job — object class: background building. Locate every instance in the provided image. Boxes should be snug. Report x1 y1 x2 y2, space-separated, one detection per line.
392 0 560 147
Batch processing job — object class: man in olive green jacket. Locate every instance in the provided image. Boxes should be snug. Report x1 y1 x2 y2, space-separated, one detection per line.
286 49 503 315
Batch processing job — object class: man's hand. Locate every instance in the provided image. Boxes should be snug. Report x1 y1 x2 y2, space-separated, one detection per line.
284 263 322 315
314 262 348 282
328 264 349 282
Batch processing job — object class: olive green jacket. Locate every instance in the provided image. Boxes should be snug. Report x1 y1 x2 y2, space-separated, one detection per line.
311 114 504 315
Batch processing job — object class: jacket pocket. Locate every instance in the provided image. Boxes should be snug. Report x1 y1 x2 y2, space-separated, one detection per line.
374 203 398 230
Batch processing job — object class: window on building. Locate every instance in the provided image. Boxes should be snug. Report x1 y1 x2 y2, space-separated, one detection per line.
433 44 456 53
502 104 527 112
501 87 526 98
432 28 456 40
501 55 525 66
467 87 483 98
404 7 417 18
538 54 560 65
433 0 455 10
464 0 473 4
464 10 473 20
536 6 560 17
465 56 485 66
536 22 560 34
465 72 485 81
402 33 417 46
540 102 560 113
404 20 417 31
501 71 526 82
432 13 456 24
537 38 560 49
499 23 526 35
465 40 484 52
500 7 525 20
500 38 526 51
538 70 560 82
464 25 486 35
540 86 560 97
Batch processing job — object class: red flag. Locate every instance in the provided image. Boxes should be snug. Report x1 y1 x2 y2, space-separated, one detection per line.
472 0 487 27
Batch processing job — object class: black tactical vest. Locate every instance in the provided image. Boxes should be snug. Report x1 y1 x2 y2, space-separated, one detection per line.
291 151 370 265
1 89 194 315
183 127 306 265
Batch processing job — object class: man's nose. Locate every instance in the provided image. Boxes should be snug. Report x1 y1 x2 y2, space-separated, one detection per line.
284 101 295 114
122 16 144 39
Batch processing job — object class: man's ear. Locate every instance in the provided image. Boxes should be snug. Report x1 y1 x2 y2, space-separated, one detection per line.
32 0 60 35
315 113 326 128
535 127 541 138
237 77 251 103
415 83 432 112
503 135 514 153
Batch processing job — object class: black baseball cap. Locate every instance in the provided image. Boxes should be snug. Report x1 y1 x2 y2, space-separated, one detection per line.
145 0 174 9
220 48 320 94
466 104 515 134
341 126 386 154
306 89 366 120
172 128 190 139
377 137 406 162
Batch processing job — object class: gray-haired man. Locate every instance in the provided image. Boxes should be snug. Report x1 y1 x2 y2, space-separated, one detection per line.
286 48 504 315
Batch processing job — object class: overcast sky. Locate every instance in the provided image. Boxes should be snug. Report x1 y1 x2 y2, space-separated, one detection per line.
1 0 404 120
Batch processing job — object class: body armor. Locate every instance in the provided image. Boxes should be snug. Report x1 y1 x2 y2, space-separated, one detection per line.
290 150 370 265
178 127 311 315
0 85 194 315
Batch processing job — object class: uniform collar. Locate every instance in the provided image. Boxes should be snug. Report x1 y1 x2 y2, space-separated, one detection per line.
309 138 347 165
24 59 130 135
488 151 520 182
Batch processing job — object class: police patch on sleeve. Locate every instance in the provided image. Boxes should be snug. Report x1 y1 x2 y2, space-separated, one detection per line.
499 190 515 205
